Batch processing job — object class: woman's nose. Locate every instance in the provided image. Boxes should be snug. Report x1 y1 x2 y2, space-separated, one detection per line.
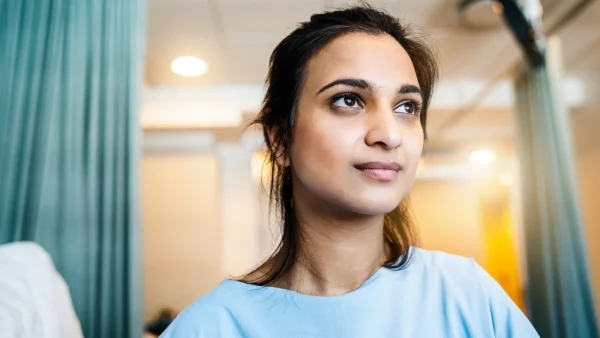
364 108 403 150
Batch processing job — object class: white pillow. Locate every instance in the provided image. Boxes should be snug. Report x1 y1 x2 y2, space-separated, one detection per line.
0 242 84 338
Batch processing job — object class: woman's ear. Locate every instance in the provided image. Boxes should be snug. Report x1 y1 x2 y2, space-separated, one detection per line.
267 126 291 167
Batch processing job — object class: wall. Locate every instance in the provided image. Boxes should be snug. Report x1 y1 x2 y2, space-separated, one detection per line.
142 152 221 320
410 180 486 264
139 133 532 319
410 178 525 308
217 142 262 278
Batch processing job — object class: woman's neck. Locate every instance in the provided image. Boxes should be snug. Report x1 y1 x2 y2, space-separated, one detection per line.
285 195 388 296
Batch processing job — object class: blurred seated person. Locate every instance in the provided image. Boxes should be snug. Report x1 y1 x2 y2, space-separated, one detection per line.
145 308 176 336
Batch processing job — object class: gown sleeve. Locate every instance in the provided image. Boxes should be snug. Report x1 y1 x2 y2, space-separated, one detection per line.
159 291 222 338
472 259 540 338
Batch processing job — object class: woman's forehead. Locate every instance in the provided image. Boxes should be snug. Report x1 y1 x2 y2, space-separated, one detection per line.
304 32 420 93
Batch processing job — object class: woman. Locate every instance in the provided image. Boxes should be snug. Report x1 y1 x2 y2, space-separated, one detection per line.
161 5 539 337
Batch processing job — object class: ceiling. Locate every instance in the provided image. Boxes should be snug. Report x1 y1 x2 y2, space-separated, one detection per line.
557 0 600 74
146 0 600 86
144 0 600 159
146 0 517 86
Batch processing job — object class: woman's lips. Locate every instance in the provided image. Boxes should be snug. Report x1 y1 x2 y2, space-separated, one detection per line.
353 161 402 182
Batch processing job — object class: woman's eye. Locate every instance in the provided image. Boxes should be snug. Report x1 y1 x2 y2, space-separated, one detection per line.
395 102 417 115
332 95 362 109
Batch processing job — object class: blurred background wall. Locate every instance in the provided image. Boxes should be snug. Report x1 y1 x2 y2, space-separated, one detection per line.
142 152 221 320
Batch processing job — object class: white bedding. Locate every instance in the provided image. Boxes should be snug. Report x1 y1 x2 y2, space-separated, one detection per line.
0 242 84 338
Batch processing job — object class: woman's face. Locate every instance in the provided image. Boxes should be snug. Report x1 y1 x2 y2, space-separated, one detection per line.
288 32 424 216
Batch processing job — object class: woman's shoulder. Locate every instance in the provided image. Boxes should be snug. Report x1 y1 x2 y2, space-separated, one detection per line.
400 247 539 337
159 281 243 338
405 247 509 302
408 246 475 266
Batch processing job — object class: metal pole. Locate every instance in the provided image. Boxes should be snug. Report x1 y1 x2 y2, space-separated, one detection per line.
520 0 546 47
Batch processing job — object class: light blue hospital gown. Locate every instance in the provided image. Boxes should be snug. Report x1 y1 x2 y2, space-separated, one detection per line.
160 248 539 337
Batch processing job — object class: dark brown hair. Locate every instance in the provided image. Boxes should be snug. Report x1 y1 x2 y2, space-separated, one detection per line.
243 5 438 286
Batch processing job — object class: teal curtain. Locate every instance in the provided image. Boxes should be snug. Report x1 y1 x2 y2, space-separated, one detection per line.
0 1 145 338
514 38 599 337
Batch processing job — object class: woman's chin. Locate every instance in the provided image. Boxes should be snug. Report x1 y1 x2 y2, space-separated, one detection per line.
345 198 403 216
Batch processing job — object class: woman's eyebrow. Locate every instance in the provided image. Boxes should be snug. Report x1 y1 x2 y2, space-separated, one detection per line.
316 78 373 96
316 78 422 99
398 84 421 98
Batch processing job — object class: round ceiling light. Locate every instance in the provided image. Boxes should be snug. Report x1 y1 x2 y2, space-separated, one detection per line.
170 56 208 77
469 149 496 165
458 0 504 29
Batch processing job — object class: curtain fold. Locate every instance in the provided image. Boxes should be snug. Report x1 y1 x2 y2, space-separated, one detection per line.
0 0 145 337
514 37 599 338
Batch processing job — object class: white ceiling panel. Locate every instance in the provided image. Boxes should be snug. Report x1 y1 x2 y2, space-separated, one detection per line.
557 1 600 74
328 0 443 26
567 0 600 27
222 35 276 84
216 0 321 2
561 27 600 74
216 0 325 35
148 1 216 38
432 29 519 79
148 0 210 6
